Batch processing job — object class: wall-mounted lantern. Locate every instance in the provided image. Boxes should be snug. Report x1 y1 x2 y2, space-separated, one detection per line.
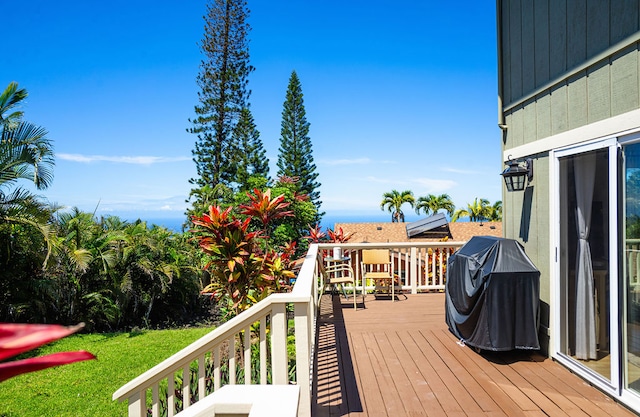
501 157 533 192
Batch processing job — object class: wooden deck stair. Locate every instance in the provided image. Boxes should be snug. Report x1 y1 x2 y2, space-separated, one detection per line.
313 293 636 417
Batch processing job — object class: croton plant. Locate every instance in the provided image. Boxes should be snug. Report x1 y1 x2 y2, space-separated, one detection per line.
191 189 297 317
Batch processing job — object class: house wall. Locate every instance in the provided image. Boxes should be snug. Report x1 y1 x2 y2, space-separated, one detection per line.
498 0 640 354
500 0 640 108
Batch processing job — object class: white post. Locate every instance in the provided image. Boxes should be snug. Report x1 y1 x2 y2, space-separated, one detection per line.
410 246 418 294
294 300 312 417
244 325 251 385
182 366 190 408
260 316 267 385
271 302 288 384
168 374 175 416
127 391 145 417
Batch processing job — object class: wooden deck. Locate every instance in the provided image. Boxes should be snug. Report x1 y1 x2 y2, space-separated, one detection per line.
312 293 637 417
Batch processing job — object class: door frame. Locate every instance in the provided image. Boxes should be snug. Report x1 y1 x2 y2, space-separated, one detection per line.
616 133 640 408
550 137 620 395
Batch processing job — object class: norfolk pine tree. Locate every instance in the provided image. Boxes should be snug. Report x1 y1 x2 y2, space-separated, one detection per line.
276 71 322 213
232 107 269 190
189 0 254 197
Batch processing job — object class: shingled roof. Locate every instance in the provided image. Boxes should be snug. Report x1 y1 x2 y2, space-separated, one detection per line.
333 220 502 243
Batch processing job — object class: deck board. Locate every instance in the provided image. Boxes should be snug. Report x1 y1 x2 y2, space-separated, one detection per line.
312 293 637 417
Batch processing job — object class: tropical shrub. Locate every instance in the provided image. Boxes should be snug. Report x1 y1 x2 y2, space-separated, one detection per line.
192 188 297 318
0 208 210 331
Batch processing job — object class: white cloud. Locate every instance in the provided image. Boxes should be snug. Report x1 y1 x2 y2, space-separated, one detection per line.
57 153 190 165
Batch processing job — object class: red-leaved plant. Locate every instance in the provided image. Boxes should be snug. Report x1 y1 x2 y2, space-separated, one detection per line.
192 189 297 318
239 188 292 233
304 224 354 259
0 323 95 383
326 227 354 243
303 223 326 243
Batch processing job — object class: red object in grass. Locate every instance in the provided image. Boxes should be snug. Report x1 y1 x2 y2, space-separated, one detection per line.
0 323 96 383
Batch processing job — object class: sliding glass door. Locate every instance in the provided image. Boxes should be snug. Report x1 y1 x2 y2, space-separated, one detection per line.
556 143 615 386
623 141 640 395
553 137 640 405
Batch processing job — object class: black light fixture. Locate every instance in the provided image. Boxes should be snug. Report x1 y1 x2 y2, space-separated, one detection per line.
501 157 533 192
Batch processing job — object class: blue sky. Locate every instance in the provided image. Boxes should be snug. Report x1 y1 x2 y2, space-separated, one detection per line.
4 1 500 224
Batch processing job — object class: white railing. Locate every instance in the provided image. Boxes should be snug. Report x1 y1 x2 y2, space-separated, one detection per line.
113 245 321 417
318 242 465 294
113 241 463 417
626 239 640 304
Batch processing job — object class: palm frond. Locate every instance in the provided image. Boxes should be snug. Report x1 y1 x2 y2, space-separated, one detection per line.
0 121 54 189
0 82 28 129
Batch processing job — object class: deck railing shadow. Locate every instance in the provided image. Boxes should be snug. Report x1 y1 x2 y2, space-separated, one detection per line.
312 294 363 416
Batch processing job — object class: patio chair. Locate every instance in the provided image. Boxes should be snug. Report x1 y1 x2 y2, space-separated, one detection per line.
318 261 361 309
361 249 398 301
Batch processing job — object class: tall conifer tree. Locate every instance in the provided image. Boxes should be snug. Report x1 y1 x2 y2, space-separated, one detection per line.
233 107 269 189
189 0 254 194
277 71 321 210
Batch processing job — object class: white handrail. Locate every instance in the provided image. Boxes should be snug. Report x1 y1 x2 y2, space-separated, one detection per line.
113 242 462 417
113 245 320 417
318 242 464 293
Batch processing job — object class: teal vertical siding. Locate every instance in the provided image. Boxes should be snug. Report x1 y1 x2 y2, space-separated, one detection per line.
508 0 523 100
549 0 567 80
611 0 639 44
586 0 609 57
502 46 640 142
498 1 640 350
567 0 587 70
611 45 640 115
521 1 536 94
500 0 640 107
534 0 550 86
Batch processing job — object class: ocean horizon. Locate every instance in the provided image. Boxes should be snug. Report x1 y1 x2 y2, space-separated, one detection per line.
122 212 450 233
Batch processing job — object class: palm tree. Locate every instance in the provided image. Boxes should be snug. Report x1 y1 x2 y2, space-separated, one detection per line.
488 200 502 221
380 190 415 222
415 194 455 217
0 82 54 233
452 198 491 222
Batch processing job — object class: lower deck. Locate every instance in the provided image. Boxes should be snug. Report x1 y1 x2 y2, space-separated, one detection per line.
312 292 637 416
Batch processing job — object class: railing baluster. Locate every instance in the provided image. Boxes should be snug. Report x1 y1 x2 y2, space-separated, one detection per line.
439 250 444 287
295 300 311 417
271 302 288 384
260 315 267 385
152 384 159 417
229 336 236 385
182 365 190 409
167 374 175 417
431 249 437 286
402 248 406 277
627 248 632 281
127 390 145 417
417 248 423 289
213 345 220 390
410 246 417 294
198 354 206 399
244 325 251 384
632 250 635 281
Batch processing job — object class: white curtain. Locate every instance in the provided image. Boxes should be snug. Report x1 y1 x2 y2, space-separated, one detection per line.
574 153 597 360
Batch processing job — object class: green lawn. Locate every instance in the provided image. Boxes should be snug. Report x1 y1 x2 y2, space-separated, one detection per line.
0 327 214 417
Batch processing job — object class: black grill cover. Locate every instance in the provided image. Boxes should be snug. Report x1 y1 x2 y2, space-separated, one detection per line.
445 236 541 351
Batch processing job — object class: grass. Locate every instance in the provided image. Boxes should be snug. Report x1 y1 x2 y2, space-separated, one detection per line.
0 327 214 417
